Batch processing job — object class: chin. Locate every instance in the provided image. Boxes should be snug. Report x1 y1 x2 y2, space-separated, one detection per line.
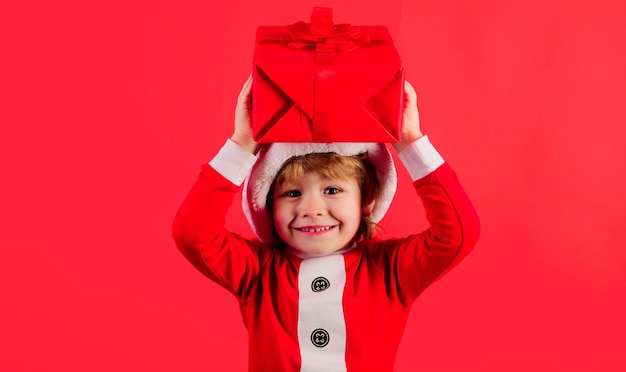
308 246 344 256
303 248 331 256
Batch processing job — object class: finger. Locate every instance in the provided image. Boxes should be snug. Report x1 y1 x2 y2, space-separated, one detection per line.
404 80 417 103
238 74 253 102
245 77 253 108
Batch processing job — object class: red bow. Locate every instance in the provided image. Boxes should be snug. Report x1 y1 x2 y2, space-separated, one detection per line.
281 7 370 53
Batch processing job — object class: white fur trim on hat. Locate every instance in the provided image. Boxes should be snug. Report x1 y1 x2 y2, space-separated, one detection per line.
242 142 397 243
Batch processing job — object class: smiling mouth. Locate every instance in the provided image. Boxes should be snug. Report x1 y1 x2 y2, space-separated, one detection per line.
296 226 335 233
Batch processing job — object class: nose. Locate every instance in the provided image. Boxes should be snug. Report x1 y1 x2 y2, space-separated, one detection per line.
298 193 327 218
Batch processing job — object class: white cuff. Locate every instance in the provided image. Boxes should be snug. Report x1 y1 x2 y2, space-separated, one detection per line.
397 135 445 181
208 139 258 186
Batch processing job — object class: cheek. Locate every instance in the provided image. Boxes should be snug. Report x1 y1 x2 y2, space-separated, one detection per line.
271 202 289 229
334 199 362 225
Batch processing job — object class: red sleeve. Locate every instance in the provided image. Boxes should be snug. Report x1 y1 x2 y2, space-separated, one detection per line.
171 164 262 300
370 162 480 304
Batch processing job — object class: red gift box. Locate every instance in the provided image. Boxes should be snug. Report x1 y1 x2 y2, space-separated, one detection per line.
252 7 405 143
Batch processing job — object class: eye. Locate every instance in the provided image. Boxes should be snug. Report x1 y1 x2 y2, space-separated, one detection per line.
324 187 341 195
283 189 301 198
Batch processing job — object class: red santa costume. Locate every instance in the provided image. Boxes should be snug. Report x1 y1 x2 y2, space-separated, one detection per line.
172 136 480 371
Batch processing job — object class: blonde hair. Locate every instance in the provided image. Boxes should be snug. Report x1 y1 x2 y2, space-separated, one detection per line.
267 152 381 244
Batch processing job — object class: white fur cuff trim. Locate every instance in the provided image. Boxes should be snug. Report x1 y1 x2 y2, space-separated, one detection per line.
209 139 258 186
397 135 445 181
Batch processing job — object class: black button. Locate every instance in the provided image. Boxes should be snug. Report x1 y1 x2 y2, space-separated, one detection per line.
311 277 330 292
311 328 329 347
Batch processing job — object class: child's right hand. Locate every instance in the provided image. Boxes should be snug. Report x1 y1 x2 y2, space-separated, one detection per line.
392 81 424 153
231 74 259 154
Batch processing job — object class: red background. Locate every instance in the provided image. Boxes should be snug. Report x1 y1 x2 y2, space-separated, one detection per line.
2 0 625 371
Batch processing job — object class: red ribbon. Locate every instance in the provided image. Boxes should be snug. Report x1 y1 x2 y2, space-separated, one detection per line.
281 7 371 53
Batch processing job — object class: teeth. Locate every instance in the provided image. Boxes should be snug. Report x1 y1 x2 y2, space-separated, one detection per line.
301 226 332 233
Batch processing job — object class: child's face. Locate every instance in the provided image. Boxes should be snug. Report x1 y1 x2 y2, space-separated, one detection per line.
271 171 363 256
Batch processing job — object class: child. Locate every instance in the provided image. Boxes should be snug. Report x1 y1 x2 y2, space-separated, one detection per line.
172 75 480 371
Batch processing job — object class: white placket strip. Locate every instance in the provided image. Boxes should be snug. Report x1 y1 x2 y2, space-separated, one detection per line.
297 254 347 372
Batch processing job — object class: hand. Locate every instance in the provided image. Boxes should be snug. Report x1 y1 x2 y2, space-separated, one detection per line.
230 74 259 154
392 80 424 153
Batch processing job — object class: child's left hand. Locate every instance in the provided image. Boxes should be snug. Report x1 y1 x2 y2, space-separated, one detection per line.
392 81 424 153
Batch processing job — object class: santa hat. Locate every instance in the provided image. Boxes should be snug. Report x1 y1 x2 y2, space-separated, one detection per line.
242 142 398 242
